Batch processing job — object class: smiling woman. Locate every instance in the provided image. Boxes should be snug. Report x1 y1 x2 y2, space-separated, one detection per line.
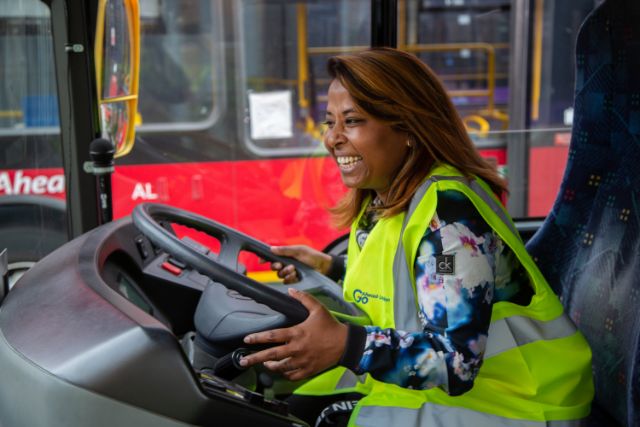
241 49 593 426
322 79 409 200
324 49 508 228
240 48 593 427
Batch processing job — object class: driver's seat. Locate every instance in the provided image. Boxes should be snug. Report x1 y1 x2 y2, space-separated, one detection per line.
525 0 640 425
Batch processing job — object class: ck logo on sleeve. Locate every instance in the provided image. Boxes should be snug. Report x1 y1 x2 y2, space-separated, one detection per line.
435 254 455 275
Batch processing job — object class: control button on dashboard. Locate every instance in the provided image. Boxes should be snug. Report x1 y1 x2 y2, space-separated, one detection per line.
161 261 182 276
135 236 149 259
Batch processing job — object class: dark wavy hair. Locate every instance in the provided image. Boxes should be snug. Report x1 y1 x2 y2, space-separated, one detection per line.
326 48 507 228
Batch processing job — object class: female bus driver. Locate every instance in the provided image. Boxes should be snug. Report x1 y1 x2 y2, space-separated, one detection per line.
239 48 593 427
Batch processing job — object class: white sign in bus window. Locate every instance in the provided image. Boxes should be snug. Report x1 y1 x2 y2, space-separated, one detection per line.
248 90 293 140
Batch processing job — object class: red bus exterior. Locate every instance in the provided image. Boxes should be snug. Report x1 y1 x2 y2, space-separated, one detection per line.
0 147 509 271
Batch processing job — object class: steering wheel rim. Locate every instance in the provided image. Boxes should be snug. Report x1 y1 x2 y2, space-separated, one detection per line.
132 203 355 325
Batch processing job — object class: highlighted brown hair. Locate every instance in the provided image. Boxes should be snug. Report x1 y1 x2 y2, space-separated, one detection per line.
327 48 507 228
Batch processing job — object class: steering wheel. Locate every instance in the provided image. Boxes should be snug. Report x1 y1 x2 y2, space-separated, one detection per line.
132 203 361 331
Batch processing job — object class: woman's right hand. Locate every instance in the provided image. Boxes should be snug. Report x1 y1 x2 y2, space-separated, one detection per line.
270 245 332 283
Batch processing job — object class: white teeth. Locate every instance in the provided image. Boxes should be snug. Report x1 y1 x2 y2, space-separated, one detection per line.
336 156 362 165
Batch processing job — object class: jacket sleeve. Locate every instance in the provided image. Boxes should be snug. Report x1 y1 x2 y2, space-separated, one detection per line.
326 255 347 282
339 190 506 395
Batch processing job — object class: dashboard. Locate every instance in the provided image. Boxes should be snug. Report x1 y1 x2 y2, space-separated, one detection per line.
0 216 307 426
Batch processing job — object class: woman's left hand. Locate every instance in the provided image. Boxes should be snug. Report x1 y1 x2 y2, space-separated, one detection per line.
239 288 348 381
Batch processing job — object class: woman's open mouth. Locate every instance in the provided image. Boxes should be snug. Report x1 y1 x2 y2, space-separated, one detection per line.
336 155 363 172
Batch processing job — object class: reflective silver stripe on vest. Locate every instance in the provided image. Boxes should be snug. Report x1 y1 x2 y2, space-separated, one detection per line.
335 369 367 390
485 313 578 358
356 403 584 427
430 175 519 238
393 175 518 331
392 177 435 331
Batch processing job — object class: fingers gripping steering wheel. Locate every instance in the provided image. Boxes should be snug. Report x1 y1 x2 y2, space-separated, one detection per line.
132 203 359 327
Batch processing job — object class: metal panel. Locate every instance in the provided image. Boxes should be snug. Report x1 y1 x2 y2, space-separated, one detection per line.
506 0 531 217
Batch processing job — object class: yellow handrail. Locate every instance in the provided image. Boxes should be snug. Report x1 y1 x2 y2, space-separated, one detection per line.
402 42 496 112
531 0 544 120
398 0 407 48
296 3 324 138
0 110 23 118
307 45 368 55
296 3 309 112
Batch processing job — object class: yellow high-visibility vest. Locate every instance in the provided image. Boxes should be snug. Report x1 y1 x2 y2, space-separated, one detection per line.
296 164 593 426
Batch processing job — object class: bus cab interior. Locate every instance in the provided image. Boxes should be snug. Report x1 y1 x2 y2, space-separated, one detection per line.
1 0 639 426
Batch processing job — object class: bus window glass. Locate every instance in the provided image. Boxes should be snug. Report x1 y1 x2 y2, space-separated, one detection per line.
401 0 510 128
137 0 223 130
401 0 593 218
0 1 58 131
238 0 371 155
0 0 67 282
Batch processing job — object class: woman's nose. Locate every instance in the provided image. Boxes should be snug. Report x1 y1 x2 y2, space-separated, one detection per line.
325 125 345 149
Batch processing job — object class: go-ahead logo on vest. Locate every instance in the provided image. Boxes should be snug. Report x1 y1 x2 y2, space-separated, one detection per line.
353 289 390 304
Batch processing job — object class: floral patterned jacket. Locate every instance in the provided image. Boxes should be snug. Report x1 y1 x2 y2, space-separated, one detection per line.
338 190 532 396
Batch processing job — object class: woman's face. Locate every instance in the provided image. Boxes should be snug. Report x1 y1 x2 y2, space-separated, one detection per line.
323 80 409 201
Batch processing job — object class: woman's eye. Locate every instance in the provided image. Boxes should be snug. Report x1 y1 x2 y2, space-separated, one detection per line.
322 120 334 128
346 118 363 125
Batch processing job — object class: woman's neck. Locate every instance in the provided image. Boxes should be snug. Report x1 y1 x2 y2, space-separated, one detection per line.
374 190 389 205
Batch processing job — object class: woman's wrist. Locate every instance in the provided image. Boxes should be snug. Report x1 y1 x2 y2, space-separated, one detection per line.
325 255 347 281
338 323 367 371
317 252 333 275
